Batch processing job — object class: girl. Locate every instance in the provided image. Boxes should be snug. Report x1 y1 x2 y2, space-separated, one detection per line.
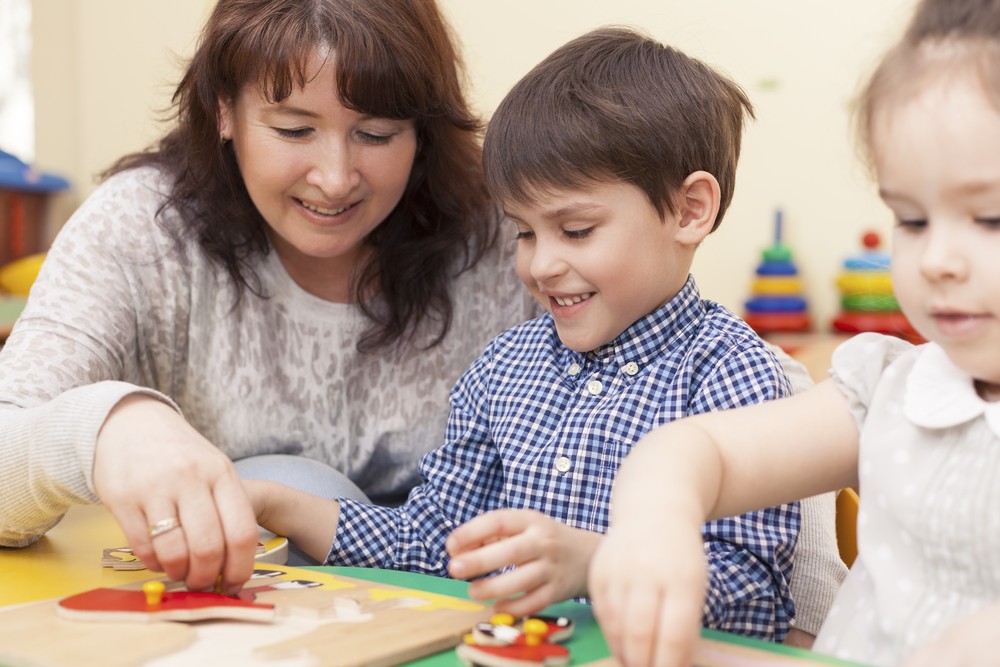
589 1 1000 666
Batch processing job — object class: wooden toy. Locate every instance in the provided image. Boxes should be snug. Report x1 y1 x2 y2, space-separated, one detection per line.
743 210 812 335
831 231 923 344
56 581 277 623
458 614 574 667
0 150 69 269
101 528 289 570
0 564 494 667
470 613 575 646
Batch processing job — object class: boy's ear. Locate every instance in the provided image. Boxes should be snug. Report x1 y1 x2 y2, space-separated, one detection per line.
674 171 721 245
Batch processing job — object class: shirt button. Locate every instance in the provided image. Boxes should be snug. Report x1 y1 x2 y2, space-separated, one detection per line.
586 380 603 395
623 362 639 376
554 456 572 473
568 363 581 376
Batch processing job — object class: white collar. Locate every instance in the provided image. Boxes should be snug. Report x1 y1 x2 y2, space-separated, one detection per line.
904 342 1000 437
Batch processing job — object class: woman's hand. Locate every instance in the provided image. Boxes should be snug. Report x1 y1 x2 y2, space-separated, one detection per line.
446 509 600 617
589 518 707 667
93 395 259 594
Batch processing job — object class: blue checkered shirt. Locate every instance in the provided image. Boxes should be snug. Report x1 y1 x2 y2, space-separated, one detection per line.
331 277 799 640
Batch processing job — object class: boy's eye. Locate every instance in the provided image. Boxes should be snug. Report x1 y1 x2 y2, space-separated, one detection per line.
274 127 312 139
564 228 593 240
514 230 535 241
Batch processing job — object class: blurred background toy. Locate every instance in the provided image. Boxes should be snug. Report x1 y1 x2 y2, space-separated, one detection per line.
742 209 811 335
0 150 68 264
0 150 68 339
831 230 922 344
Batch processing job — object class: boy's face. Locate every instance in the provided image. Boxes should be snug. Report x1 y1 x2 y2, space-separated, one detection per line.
505 180 695 352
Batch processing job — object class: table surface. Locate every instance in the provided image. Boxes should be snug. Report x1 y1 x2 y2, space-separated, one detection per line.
0 505 868 667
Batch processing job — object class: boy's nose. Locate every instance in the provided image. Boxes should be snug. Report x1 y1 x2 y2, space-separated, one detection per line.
528 241 567 283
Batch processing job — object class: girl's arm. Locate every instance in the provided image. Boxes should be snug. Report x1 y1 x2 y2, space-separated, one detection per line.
590 378 859 667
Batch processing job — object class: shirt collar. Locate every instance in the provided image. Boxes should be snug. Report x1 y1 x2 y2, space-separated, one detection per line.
903 342 1000 437
559 276 704 371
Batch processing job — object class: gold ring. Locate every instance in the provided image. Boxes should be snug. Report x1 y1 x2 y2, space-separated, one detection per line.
148 517 182 539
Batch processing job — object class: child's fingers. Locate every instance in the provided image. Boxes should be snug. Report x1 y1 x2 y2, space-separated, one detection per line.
446 509 530 555
617 584 662 667
648 577 704 667
466 558 545 601
449 530 534 580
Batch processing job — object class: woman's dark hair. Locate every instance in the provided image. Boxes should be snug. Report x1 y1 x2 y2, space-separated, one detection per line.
105 0 495 351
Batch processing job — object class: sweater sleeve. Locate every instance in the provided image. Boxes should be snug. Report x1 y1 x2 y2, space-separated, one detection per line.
0 169 183 546
0 382 177 546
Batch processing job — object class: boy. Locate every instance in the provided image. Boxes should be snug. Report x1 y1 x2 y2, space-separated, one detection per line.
248 26 799 640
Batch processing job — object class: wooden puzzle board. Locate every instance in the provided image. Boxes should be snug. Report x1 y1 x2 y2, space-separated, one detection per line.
0 564 494 667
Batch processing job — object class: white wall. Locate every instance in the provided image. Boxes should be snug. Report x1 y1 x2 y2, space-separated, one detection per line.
32 0 919 328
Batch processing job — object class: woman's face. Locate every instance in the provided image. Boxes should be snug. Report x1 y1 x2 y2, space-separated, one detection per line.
219 50 418 301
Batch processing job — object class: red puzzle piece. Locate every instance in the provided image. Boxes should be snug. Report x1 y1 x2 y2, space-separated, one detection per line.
57 587 276 624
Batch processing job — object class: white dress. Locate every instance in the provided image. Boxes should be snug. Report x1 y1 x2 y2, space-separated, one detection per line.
814 333 1000 666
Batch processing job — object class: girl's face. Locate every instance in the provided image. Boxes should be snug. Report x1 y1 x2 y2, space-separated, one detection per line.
872 73 1000 395
219 50 418 302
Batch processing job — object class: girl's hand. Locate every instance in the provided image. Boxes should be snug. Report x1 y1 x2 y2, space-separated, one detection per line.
588 518 707 667
93 395 259 595
903 603 1000 667
446 509 600 617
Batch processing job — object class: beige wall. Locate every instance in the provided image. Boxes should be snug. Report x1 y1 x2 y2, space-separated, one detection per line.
31 0 918 327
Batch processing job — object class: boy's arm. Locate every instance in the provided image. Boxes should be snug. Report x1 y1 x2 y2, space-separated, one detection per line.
331 352 504 573
591 379 859 667
243 479 339 563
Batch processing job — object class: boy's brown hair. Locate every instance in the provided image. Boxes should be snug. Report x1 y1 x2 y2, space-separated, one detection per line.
483 26 753 231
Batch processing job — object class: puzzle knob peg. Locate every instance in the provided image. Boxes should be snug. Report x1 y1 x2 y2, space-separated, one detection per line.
523 618 547 647
143 580 166 607
490 612 516 626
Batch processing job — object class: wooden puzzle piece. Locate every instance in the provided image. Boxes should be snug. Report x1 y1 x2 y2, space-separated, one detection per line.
56 580 276 624
471 613 574 646
458 618 571 667
100 547 146 570
101 528 288 571
459 616 573 667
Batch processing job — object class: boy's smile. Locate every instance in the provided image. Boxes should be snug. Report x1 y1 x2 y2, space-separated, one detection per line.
504 180 698 353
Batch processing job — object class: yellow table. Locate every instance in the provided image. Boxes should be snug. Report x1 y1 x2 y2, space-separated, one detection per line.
0 505 152 606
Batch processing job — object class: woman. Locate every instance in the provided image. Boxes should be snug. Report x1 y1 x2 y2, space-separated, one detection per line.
0 0 535 593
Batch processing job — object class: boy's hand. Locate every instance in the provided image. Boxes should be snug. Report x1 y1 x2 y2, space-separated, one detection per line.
446 509 600 617
902 603 1000 667
588 519 707 667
